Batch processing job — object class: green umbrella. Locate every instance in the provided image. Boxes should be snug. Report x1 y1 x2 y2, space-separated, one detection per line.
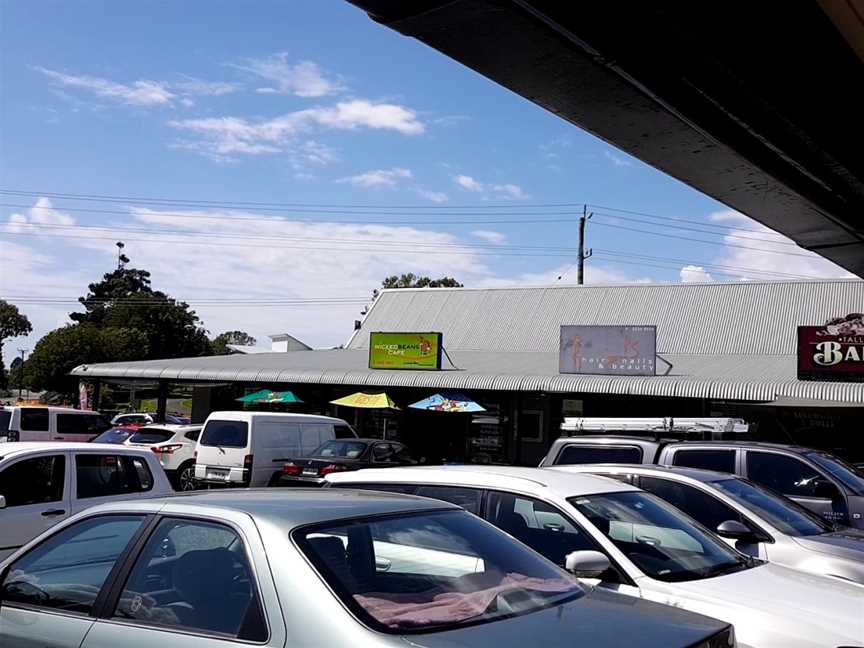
236 389 303 404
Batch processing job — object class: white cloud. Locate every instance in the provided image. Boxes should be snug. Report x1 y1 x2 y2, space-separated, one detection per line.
35 67 239 108
492 183 529 200
170 100 424 158
5 197 75 234
471 230 507 245
454 174 483 192
680 265 715 283
232 54 343 97
337 168 412 188
604 150 632 167
708 209 855 281
478 263 651 288
417 189 448 203
36 67 175 106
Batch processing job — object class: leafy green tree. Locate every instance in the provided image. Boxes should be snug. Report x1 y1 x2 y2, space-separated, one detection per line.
0 301 32 389
211 331 257 355
26 325 149 395
364 274 463 313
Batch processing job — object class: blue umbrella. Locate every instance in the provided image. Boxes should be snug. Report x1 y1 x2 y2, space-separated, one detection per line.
409 391 486 413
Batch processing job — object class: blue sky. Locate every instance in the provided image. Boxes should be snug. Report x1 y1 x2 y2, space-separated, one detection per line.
0 0 852 359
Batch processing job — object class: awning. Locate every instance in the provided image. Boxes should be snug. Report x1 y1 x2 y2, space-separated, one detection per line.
330 392 400 409
410 392 486 413
236 389 303 404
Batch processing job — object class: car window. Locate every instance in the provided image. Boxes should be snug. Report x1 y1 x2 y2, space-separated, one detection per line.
671 449 736 473
746 452 835 499
0 455 65 507
92 428 133 444
806 452 864 496
372 443 394 462
314 440 368 458
20 408 49 432
0 410 12 432
414 485 483 515
639 476 747 535
129 429 175 444
75 454 153 499
557 444 643 464
297 510 582 634
58 414 110 436
486 491 601 568
200 420 248 448
1 515 144 614
114 518 267 641
184 430 201 442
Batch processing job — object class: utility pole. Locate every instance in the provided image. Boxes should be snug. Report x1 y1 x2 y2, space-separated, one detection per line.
16 348 27 400
577 204 593 285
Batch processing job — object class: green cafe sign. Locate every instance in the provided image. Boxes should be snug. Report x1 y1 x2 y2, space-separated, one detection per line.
369 332 443 370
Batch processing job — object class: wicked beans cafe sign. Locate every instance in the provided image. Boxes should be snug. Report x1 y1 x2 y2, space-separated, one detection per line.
798 314 864 382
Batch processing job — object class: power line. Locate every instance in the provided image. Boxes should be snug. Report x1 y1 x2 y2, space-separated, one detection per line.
589 203 771 233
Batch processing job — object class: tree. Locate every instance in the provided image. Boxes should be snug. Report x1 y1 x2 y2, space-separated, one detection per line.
7 356 24 391
211 331 257 355
26 325 149 395
0 301 32 390
364 274 463 313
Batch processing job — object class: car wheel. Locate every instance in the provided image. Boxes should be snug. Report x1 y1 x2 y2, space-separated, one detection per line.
176 463 197 492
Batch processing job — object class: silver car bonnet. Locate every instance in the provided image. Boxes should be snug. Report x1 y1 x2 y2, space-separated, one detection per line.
404 587 730 648
794 527 864 561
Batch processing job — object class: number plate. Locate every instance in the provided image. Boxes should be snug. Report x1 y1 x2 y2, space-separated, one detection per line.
303 469 318 476
206 469 229 480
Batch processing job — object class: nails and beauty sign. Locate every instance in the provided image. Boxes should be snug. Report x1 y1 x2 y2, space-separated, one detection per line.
798 315 864 381
369 332 443 370
560 325 657 376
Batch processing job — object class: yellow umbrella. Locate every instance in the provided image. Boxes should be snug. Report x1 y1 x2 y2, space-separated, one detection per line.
330 392 400 409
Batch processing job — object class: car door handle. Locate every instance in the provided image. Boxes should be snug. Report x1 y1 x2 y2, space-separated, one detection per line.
376 558 392 572
41 509 66 517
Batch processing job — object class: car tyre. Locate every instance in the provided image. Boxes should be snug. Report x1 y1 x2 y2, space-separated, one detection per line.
176 461 198 492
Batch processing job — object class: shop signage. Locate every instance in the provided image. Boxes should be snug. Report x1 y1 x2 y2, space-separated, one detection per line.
559 325 656 376
798 314 864 382
369 332 443 370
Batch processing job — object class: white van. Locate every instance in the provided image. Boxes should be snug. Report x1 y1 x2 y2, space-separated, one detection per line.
3 406 111 443
194 411 357 487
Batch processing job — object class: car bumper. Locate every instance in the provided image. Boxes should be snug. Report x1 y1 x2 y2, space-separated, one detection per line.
277 475 327 487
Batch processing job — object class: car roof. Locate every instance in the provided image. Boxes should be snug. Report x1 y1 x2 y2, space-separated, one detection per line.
552 436 669 445
0 442 154 458
663 440 813 454
551 463 734 484
326 465 637 498
135 424 202 432
92 488 459 528
207 411 347 423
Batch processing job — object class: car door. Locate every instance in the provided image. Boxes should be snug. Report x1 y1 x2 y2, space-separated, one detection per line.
0 452 69 560
744 450 850 526
637 476 768 558
0 514 147 648
70 452 155 516
80 516 276 648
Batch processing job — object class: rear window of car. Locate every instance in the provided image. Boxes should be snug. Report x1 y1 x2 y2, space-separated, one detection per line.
20 408 49 431
129 428 176 444
92 428 134 444
200 420 249 448
0 410 11 431
556 444 643 464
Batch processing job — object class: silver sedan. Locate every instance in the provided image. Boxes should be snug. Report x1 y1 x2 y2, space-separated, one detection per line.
0 489 734 648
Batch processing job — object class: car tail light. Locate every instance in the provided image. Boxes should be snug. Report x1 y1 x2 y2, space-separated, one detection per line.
320 464 348 476
151 444 184 454
282 462 302 476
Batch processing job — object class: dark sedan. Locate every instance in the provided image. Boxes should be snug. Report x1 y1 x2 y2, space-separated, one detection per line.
276 438 415 486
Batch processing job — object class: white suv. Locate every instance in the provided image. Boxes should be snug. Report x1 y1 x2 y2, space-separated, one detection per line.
124 424 201 491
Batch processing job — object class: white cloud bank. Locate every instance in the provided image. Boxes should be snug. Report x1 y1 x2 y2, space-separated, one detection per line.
337 168 412 188
232 54 344 97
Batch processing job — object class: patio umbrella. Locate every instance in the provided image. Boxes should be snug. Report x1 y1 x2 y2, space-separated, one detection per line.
409 391 486 413
330 392 400 409
236 389 303 404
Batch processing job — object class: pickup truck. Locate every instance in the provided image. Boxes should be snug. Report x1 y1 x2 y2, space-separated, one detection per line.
540 434 864 530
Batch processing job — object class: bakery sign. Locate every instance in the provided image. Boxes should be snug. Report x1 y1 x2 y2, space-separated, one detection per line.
798 314 864 382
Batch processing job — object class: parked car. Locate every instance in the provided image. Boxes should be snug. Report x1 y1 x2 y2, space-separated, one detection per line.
0 489 736 648
277 438 415 486
111 413 191 426
125 424 202 491
541 433 864 529
328 466 864 648
194 411 356 487
90 424 144 445
0 442 172 562
556 464 864 585
3 406 111 443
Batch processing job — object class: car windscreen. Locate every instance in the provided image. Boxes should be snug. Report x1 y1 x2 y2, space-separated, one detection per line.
295 509 582 634
200 420 249 448
806 452 864 496
129 428 176 444
569 491 752 583
312 440 368 459
712 478 831 537
92 428 133 444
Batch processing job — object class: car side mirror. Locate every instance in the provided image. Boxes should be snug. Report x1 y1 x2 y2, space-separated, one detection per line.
716 520 755 541
564 550 611 578
0 495 5 510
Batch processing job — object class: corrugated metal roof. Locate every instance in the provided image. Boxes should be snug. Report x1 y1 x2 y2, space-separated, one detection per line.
71 348 864 404
349 280 864 355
